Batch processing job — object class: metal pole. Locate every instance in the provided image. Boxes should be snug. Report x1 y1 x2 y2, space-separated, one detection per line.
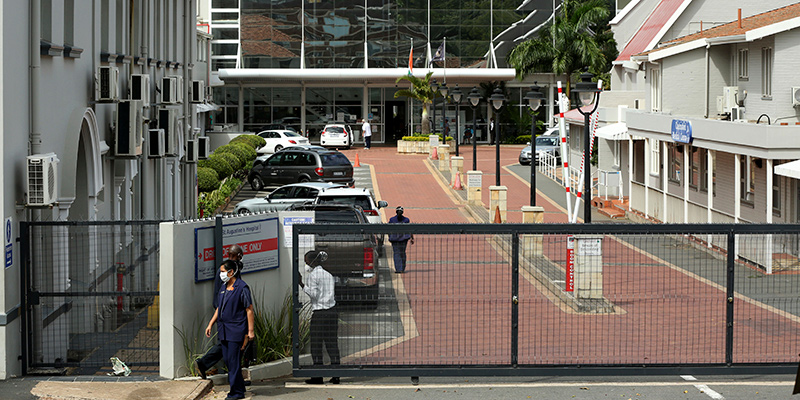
530 113 537 206
472 112 477 170
455 103 459 156
432 97 437 135
495 108 501 186
725 230 735 366
511 233 520 366
442 96 448 143
583 113 592 223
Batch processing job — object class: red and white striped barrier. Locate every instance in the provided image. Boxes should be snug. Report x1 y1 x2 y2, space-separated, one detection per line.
556 81 572 220
570 80 603 223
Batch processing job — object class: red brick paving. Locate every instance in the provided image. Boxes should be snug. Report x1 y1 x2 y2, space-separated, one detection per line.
336 146 800 366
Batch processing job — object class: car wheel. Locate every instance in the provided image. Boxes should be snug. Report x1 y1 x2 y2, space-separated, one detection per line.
250 176 265 191
298 176 310 183
237 208 251 215
274 144 283 152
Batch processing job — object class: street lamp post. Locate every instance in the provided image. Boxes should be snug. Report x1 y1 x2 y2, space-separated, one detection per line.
451 84 463 157
573 71 602 223
439 82 449 144
431 79 438 135
489 88 506 187
467 87 482 171
523 83 545 207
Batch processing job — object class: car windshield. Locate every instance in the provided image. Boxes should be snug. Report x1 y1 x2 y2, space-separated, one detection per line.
315 210 361 223
284 131 302 137
536 137 558 146
318 195 373 210
321 153 351 166
326 126 345 133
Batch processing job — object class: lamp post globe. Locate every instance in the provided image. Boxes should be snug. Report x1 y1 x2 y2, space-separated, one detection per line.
467 87 482 171
451 84 463 157
572 71 602 223
523 83 545 207
489 88 506 187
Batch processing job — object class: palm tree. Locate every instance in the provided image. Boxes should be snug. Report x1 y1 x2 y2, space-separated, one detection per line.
508 0 616 96
394 71 440 135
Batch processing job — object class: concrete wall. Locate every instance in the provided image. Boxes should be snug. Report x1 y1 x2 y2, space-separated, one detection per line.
660 49 706 117
159 210 313 379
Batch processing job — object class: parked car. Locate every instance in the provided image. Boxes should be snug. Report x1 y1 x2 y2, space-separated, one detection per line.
233 182 343 214
255 130 310 154
248 148 354 190
287 203 380 304
320 123 354 149
260 118 301 133
315 187 389 252
519 134 562 165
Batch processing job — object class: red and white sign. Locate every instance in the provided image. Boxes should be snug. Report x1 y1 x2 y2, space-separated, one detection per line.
566 235 575 292
194 217 280 282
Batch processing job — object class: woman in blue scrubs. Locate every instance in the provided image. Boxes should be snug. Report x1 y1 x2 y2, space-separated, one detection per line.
206 260 255 400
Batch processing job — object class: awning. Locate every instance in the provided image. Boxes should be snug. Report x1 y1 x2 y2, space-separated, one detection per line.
775 159 800 179
218 67 517 84
195 102 219 113
594 122 628 141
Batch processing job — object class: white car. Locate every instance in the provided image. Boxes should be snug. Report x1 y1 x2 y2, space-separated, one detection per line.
320 124 354 149
314 187 387 224
255 130 310 154
233 182 343 215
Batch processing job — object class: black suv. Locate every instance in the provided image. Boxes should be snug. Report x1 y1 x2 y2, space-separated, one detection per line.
248 148 354 190
288 203 379 304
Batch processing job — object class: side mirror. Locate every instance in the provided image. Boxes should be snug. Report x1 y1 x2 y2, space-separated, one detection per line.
377 200 388 209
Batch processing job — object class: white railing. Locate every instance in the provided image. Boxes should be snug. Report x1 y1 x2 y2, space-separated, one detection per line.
537 151 559 183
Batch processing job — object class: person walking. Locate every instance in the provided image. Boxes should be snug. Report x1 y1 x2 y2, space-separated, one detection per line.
195 245 245 380
362 118 372 149
388 206 414 273
299 250 341 385
205 260 255 400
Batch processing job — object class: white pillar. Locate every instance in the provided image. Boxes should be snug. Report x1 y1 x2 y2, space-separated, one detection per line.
662 141 668 222
628 137 633 211
707 150 714 247
644 138 650 218
766 159 773 223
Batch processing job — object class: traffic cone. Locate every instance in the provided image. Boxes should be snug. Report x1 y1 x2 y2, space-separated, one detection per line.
354 153 361 167
453 171 463 190
494 206 503 224
431 146 439 160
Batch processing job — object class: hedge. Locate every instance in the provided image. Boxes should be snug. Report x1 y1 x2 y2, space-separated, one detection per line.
514 135 532 144
197 167 220 192
401 135 455 142
215 143 257 167
230 134 265 149
198 153 234 179
217 152 243 171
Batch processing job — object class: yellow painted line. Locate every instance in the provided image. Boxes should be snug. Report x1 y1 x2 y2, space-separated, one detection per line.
286 381 793 389
368 163 388 223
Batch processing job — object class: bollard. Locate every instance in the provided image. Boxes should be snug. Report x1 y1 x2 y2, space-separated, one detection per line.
438 145 450 171
467 171 483 205
489 186 508 223
521 206 545 256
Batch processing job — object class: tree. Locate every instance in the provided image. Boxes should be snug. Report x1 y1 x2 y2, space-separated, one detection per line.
394 71 441 135
507 0 617 96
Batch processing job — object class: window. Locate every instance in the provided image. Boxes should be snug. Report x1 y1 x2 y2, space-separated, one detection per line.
740 156 755 204
762 47 773 98
269 187 292 199
64 0 74 45
738 48 748 80
773 172 781 214
649 139 660 175
650 68 661 112
689 146 699 189
668 143 682 183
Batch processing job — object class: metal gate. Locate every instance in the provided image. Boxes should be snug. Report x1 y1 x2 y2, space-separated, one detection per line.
21 220 162 375
293 223 800 377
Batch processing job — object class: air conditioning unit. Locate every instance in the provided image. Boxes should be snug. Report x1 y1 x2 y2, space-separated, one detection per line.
158 108 178 156
161 77 178 105
197 136 211 159
147 129 165 158
175 75 184 104
130 74 150 107
191 80 205 103
731 106 746 122
96 66 120 102
721 86 739 114
115 100 144 157
185 139 198 163
792 87 800 107
26 153 59 206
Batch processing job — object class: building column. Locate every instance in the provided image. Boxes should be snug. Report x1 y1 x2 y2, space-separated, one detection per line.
237 84 244 131
644 138 650 219
767 159 773 223
662 141 668 222
684 144 689 223
628 137 633 211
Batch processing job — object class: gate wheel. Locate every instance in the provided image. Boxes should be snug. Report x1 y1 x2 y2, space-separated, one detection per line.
411 376 419 385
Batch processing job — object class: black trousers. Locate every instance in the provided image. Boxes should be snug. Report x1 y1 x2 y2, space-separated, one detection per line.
196 342 223 372
364 135 372 149
310 307 340 365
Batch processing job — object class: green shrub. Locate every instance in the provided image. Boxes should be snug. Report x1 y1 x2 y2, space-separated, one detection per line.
401 135 454 142
215 143 256 167
232 142 257 160
514 135 532 144
199 153 234 179
197 177 242 216
253 291 311 363
231 134 265 149
217 151 243 171
197 167 220 192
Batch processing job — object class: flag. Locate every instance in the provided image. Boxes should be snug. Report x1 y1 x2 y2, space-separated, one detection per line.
431 42 445 65
408 44 414 75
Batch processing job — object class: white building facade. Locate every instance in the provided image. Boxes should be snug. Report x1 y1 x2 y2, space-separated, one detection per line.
0 1 202 379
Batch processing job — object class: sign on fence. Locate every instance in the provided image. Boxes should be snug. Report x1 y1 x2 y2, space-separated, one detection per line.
194 217 280 282
566 236 575 292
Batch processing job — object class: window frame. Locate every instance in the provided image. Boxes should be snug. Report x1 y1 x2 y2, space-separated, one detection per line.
649 139 660 176
668 143 682 184
738 48 749 80
650 67 661 112
740 156 756 205
761 47 773 99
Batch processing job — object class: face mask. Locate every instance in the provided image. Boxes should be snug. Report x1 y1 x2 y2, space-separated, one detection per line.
304 264 313 273
397 211 404 217
220 271 231 283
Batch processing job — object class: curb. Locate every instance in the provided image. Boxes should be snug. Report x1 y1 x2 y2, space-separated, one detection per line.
208 354 311 386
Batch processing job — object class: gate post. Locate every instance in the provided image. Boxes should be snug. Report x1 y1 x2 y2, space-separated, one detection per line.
19 221 29 374
511 233 519 367
726 230 735 366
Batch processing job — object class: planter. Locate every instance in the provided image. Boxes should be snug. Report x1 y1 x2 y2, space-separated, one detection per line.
397 139 455 154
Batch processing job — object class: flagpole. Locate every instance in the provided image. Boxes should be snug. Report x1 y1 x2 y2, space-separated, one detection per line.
443 37 446 82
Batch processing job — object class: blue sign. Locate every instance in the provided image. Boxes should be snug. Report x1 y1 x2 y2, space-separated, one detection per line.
4 218 11 268
671 119 693 144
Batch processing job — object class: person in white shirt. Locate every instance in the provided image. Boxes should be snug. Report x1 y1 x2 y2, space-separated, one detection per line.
361 119 372 149
299 250 340 384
